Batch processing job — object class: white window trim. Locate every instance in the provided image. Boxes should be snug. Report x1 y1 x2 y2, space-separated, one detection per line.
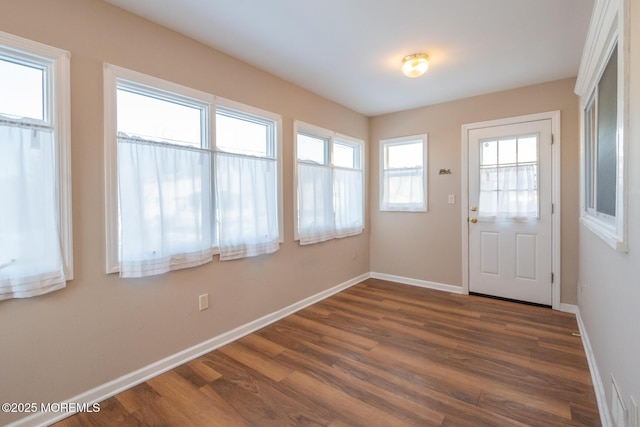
104 64 215 273
379 134 428 212
215 96 284 244
0 31 73 279
293 120 365 242
104 64 283 273
575 0 628 252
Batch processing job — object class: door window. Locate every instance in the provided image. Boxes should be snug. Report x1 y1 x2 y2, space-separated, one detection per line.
478 135 538 219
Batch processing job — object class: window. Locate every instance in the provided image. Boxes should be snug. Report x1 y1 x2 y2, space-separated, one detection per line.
105 65 281 276
214 101 281 260
380 135 427 212
579 39 626 251
575 0 627 252
295 122 364 245
114 82 213 278
478 135 538 219
0 31 72 300
584 45 617 221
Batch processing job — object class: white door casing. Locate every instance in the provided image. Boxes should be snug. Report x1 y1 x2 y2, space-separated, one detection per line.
461 111 561 308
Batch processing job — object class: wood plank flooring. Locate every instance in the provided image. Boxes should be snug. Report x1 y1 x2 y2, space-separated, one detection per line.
53 279 601 426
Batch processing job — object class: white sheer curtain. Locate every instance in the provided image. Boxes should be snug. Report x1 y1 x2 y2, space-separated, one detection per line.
0 121 66 300
333 168 364 238
479 164 538 219
382 167 425 210
215 152 279 260
297 163 335 244
297 163 363 244
117 134 213 277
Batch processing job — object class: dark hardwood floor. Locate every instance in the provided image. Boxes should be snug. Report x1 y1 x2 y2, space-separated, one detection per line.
53 279 601 426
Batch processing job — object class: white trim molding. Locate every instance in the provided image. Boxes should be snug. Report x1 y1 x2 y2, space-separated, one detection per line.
460 111 562 310
369 272 463 294
560 304 614 427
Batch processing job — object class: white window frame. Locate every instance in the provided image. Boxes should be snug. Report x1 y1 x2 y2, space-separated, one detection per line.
379 134 428 212
214 96 284 245
104 64 283 273
293 121 365 242
575 0 628 252
0 31 73 279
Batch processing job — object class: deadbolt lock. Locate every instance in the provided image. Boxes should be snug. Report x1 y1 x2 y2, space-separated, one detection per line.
470 206 477 212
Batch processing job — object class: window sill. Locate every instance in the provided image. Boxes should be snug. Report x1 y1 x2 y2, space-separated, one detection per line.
379 206 427 213
580 215 627 252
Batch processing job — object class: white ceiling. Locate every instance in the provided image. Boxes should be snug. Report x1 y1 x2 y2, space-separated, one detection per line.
104 0 594 116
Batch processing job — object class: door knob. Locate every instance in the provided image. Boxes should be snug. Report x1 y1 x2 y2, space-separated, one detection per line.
470 206 477 212
470 217 478 223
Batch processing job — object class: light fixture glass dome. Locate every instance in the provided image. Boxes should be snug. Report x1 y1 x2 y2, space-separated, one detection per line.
402 53 429 78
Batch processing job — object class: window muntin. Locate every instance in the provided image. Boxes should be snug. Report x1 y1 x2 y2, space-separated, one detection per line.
295 123 364 244
0 32 71 300
380 135 427 212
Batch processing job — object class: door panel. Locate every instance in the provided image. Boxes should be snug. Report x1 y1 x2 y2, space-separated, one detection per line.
515 234 536 280
480 232 499 275
468 119 552 305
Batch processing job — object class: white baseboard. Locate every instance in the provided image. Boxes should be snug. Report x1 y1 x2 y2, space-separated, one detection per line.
369 271 463 294
8 273 369 427
562 304 613 427
558 303 579 314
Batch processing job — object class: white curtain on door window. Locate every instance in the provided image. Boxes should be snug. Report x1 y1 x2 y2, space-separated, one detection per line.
333 167 364 238
297 163 336 244
215 152 280 260
117 134 213 277
0 122 66 300
479 164 538 219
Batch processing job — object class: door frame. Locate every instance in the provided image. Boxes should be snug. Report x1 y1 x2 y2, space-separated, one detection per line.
461 111 561 309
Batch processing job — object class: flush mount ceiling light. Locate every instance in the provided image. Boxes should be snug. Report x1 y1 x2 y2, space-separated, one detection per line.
401 53 429 78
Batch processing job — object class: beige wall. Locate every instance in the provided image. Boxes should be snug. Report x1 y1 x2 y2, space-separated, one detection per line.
369 78 580 304
0 1 369 424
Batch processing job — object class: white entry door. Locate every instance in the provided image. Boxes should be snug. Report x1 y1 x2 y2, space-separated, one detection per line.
467 118 553 305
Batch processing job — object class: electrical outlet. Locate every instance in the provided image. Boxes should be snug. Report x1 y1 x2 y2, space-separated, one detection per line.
199 293 209 311
448 194 455 204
